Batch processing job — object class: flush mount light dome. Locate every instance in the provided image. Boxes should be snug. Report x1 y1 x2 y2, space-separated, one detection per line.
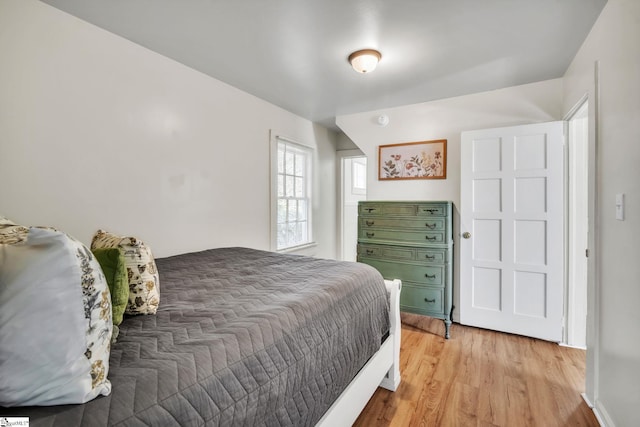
348 49 382 73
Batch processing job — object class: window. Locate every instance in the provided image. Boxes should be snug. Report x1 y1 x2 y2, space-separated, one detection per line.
271 134 313 251
352 157 367 194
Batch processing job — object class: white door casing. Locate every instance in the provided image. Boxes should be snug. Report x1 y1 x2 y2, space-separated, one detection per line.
566 100 589 348
460 122 564 341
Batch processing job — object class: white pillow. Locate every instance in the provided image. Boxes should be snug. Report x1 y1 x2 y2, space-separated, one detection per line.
0 226 112 406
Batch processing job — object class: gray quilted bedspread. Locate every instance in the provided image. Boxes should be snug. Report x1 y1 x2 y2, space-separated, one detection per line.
4 247 389 426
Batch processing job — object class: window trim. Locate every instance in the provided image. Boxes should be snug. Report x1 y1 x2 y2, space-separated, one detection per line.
269 131 315 252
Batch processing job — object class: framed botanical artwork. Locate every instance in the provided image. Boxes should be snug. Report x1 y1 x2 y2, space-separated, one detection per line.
378 139 447 180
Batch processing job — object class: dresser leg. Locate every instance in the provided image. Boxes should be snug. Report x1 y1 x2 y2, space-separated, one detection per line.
444 318 451 339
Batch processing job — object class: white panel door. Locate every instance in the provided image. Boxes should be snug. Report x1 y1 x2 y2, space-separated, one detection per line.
460 122 564 341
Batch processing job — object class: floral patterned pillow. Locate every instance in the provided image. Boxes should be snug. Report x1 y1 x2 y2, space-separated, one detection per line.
0 215 29 244
91 230 160 315
0 226 112 406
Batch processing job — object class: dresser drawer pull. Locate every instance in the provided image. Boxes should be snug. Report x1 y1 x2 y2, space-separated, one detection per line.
425 274 436 279
422 208 439 213
366 249 375 255
424 298 436 303
425 236 437 241
425 254 435 260
366 232 375 238
365 208 377 213
425 223 437 229
365 220 375 226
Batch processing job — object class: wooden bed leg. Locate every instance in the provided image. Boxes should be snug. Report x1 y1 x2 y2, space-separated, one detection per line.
380 279 401 391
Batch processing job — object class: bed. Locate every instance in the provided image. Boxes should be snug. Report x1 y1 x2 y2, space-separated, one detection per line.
3 247 401 426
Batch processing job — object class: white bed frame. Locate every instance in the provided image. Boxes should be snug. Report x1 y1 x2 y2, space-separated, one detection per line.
316 279 402 426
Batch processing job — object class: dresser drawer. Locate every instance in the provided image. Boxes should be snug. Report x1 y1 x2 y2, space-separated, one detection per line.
358 244 382 258
358 244 448 264
359 217 445 231
359 203 417 216
416 248 448 263
361 259 444 286
416 204 447 216
359 228 445 245
400 284 444 316
358 244 415 261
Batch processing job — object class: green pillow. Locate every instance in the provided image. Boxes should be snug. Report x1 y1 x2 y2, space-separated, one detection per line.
92 248 129 326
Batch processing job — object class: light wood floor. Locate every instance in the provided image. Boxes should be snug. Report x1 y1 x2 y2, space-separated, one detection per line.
354 313 599 427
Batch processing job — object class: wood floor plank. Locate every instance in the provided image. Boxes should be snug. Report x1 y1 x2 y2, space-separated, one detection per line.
353 314 599 427
523 355 561 426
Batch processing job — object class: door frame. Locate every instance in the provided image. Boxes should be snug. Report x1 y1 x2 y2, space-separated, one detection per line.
560 67 600 410
336 149 365 261
563 96 589 349
581 61 601 409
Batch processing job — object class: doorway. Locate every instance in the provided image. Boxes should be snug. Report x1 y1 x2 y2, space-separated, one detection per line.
339 152 367 261
566 100 589 348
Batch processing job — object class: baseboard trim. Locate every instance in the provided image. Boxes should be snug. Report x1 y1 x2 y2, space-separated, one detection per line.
581 392 594 408
594 400 615 427
559 342 587 350
582 393 616 427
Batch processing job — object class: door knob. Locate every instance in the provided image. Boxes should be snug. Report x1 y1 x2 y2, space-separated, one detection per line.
462 232 471 239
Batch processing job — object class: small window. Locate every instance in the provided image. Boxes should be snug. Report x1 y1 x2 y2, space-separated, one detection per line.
352 157 367 194
271 134 313 251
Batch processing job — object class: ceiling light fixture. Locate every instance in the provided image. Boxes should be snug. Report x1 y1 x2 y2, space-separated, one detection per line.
348 49 381 74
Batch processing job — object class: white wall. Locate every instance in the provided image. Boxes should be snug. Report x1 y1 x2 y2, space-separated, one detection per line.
0 0 338 259
336 131 360 151
336 79 562 205
336 79 563 320
563 0 640 425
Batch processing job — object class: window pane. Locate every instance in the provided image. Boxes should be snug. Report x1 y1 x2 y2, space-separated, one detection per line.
295 154 305 176
287 223 297 247
353 161 366 190
277 199 287 223
277 223 287 249
287 200 297 222
285 152 295 175
298 200 307 221
285 176 294 197
277 175 284 197
278 144 285 174
295 177 304 197
296 222 305 244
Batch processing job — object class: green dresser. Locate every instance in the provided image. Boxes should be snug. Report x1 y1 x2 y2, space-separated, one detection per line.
357 201 454 338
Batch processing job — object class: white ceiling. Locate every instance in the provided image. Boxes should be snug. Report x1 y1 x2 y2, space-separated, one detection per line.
41 0 606 130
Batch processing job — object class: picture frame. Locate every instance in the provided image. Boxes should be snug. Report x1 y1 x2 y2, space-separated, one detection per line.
378 139 447 180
